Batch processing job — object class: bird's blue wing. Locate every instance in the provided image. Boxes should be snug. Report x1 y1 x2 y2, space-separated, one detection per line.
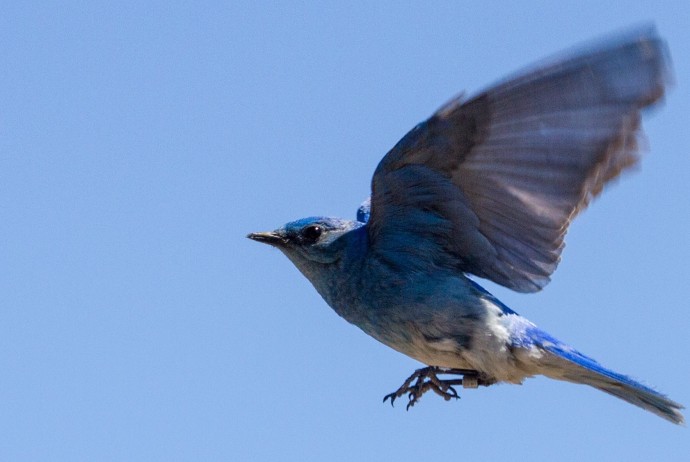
367 26 671 292
356 197 371 223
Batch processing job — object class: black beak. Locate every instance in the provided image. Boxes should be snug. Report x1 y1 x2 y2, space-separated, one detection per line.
246 231 287 246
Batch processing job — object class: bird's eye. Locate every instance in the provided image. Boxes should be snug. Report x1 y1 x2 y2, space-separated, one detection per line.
301 224 323 243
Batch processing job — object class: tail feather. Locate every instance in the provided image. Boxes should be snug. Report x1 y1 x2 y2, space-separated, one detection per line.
540 340 684 425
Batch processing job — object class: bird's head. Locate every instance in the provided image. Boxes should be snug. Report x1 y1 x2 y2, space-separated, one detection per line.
247 216 362 267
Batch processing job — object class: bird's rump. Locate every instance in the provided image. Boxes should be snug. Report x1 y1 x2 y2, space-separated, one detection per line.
367 26 672 293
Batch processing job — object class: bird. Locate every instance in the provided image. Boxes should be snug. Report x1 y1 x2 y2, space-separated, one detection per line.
247 26 684 425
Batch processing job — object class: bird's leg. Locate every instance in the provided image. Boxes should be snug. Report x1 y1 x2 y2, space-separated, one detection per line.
383 366 494 410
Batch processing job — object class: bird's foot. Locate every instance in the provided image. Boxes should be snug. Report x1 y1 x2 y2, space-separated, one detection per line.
383 366 493 410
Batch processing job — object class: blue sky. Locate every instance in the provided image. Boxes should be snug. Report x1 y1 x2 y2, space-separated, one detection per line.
1 2 689 461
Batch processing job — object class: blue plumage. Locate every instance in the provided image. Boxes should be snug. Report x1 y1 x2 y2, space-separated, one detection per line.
356 197 371 224
248 26 684 424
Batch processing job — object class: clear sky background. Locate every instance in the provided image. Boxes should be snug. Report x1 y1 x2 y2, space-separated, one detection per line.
1 2 689 461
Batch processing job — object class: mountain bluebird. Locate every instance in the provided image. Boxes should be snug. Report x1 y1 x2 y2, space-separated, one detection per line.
248 26 684 424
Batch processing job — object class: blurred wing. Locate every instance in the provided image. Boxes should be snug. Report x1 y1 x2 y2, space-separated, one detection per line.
367 26 671 292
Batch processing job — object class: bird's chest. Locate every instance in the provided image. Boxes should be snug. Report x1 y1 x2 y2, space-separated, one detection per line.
323 269 522 377
331 275 474 355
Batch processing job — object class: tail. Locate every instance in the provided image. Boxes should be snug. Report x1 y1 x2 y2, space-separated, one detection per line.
533 330 685 424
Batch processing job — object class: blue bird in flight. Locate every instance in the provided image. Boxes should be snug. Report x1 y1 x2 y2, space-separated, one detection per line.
248 26 684 424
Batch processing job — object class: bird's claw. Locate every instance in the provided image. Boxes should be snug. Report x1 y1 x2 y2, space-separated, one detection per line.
383 366 493 410
383 392 398 406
